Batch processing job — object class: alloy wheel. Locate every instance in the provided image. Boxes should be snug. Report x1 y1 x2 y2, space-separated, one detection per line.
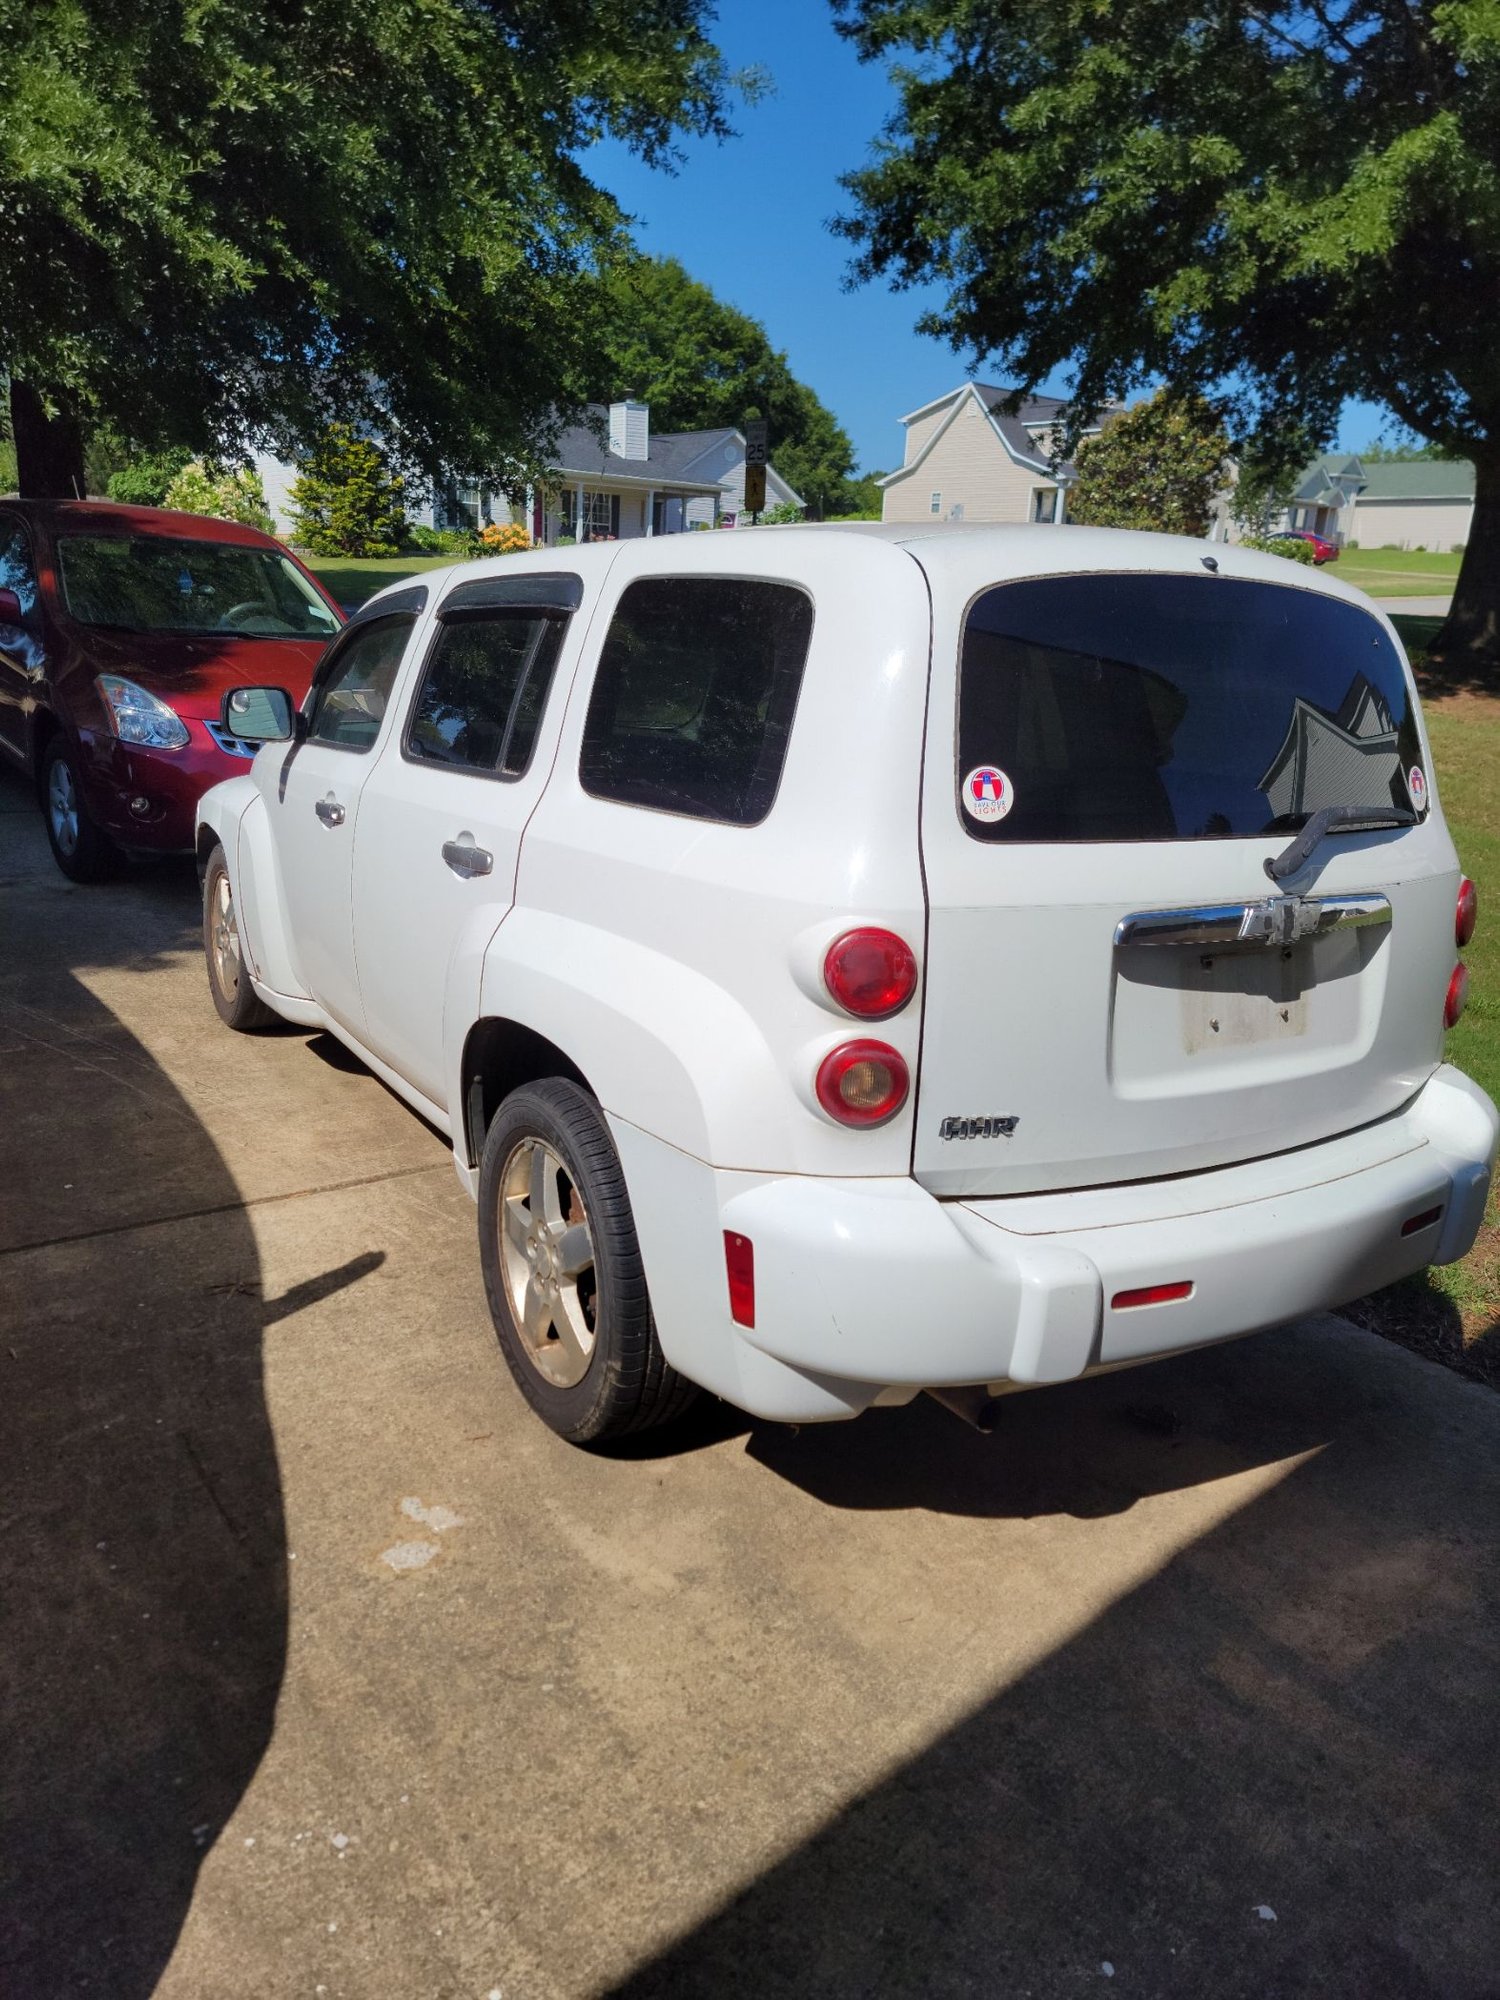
498 1138 597 1387
211 872 242 1000
47 759 79 857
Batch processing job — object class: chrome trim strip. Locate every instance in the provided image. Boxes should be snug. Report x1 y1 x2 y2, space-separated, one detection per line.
1114 893 1391 950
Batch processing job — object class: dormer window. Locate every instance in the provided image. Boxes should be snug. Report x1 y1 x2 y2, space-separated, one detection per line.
930 491 942 515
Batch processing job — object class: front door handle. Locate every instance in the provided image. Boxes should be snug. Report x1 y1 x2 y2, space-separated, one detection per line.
441 832 493 880
315 794 345 828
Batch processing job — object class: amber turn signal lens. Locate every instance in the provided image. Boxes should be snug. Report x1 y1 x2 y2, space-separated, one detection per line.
814 1039 911 1127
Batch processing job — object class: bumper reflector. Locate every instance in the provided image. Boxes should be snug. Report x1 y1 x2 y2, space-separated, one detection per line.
1400 1205 1444 1237
1112 1280 1194 1311
724 1230 755 1328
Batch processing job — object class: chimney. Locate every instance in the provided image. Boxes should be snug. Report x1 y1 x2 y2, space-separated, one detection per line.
609 399 650 461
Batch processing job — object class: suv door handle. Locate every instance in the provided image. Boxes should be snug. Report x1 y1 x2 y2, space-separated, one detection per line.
315 794 345 828
441 833 493 880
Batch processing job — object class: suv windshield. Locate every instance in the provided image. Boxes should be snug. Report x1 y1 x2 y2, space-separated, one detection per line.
57 535 339 639
958 573 1426 842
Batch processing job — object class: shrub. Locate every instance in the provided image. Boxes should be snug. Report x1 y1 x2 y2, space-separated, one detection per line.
1452 542 1467 554
289 425 407 557
1411 544 1427 553
407 525 478 556
108 448 193 508
1243 534 1315 563
1068 390 1230 537
762 501 805 525
161 460 274 533
478 520 531 554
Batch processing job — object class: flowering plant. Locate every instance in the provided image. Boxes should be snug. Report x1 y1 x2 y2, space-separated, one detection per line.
479 521 532 554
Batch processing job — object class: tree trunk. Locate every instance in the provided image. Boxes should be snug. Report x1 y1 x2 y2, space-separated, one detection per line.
9 381 87 500
1427 448 1500 679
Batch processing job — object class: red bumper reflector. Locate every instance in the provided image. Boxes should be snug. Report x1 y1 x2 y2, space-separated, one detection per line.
1112 1280 1194 1311
1400 1205 1444 1238
724 1230 755 1328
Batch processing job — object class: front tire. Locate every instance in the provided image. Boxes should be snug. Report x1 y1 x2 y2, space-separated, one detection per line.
41 737 119 883
478 1078 698 1445
202 845 275 1030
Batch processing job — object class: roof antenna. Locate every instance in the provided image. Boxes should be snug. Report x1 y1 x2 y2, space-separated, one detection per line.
1201 554 1219 572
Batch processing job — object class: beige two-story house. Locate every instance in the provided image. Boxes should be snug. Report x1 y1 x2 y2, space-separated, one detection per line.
879 384 1108 526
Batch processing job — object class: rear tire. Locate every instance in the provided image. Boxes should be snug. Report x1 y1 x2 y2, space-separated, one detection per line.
478 1078 699 1445
41 737 119 883
203 845 275 1030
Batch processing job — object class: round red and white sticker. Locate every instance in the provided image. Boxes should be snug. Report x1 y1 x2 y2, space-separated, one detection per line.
962 765 1015 824
1407 764 1428 813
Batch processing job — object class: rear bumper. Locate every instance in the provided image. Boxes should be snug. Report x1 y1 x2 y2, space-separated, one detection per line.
711 1066 1496 1413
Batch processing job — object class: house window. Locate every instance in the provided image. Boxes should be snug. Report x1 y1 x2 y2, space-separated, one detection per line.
436 482 483 532
929 491 942 515
560 489 620 542
1032 488 1056 523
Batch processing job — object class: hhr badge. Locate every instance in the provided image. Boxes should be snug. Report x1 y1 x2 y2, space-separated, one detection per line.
940 1115 1019 1141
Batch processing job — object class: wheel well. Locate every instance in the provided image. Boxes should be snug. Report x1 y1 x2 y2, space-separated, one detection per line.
461 1019 592 1168
195 824 222 883
30 709 59 798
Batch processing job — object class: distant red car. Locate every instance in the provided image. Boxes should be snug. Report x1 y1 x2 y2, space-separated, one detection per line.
0 500 343 879
1284 528 1339 564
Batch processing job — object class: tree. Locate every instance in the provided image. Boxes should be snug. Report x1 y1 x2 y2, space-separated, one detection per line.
107 450 193 509
2 2 738 499
289 428 408 558
162 461 274 534
834 0 1500 668
1360 439 1465 463
1067 393 1229 537
592 257 858 514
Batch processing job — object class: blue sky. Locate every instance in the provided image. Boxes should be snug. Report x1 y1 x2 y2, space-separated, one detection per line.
588 0 1390 475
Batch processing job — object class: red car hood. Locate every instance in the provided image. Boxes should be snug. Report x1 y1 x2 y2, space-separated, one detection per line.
78 628 328 722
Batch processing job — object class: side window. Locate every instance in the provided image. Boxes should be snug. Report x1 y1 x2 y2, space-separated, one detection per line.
0 519 45 671
404 611 566 778
579 576 813 826
306 614 415 753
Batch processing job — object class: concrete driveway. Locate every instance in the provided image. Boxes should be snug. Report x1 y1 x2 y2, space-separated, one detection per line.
3 764 1499 2000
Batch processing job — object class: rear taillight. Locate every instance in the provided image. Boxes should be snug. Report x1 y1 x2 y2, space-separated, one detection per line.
1445 963 1469 1030
823 928 918 1019
815 1040 910 1127
1456 876 1477 948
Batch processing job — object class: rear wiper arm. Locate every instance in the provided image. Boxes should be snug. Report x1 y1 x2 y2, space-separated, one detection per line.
1265 804 1416 882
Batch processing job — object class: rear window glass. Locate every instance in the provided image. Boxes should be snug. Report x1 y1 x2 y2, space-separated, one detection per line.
580 577 812 825
405 612 566 778
958 574 1425 842
57 535 338 638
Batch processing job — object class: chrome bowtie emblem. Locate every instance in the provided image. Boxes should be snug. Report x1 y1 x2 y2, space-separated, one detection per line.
1237 894 1322 946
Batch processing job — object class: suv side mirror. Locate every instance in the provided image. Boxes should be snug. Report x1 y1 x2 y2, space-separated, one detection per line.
224 685 296 742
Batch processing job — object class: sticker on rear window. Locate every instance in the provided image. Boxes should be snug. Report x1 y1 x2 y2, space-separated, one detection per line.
1406 764 1428 813
962 765 1014 824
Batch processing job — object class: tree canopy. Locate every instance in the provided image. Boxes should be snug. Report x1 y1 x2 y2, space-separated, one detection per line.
2 0 739 496
1068 394 1229 539
591 257 859 513
834 0 1500 666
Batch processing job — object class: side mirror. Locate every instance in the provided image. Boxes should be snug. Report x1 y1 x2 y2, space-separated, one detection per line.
0 587 23 624
224 685 295 742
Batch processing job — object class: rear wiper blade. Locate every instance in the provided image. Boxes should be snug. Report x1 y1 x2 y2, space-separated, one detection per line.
1265 804 1416 882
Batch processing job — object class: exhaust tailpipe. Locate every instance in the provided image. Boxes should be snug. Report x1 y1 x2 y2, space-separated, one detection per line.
926 1385 1001 1433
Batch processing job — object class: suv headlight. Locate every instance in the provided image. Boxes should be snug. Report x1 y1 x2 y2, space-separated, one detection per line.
97 675 191 751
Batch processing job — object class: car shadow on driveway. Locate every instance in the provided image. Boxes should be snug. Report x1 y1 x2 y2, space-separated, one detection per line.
613 1325 1500 1996
0 782 372 1998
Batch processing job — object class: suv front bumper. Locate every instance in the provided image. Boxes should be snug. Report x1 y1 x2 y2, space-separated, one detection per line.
705 1065 1496 1416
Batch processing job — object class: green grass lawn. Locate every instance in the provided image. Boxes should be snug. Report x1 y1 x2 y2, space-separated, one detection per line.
306 553 456 608
1336 546 1461 597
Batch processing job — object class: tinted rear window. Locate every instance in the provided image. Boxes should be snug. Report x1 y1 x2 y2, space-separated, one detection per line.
957 574 1426 843
580 577 812 825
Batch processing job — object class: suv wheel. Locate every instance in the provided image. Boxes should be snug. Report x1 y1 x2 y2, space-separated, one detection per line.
41 737 119 882
202 845 275 1030
478 1078 698 1445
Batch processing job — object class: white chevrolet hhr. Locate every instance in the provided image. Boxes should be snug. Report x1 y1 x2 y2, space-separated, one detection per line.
197 525 1496 1444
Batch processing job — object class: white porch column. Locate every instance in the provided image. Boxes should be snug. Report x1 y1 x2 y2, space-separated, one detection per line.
576 480 586 542
645 489 655 536
1052 482 1067 524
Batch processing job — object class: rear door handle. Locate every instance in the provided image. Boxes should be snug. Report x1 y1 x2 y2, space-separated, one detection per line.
314 794 345 828
441 833 493 880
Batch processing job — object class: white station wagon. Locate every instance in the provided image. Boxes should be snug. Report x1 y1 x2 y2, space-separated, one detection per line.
197 525 1496 1444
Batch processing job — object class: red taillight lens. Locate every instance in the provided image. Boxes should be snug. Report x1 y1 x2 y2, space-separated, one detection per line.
1456 876 1477 948
1444 962 1469 1030
724 1231 755 1328
1112 1280 1194 1311
823 928 918 1019
814 1040 910 1127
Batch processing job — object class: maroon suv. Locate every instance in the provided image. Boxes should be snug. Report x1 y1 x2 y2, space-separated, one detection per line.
0 500 344 879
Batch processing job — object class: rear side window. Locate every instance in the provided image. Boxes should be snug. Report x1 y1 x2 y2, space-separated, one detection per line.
307 614 415 753
958 574 1426 842
405 612 566 778
580 577 812 825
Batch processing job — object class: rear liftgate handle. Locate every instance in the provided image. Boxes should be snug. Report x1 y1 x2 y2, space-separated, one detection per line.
442 832 493 880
